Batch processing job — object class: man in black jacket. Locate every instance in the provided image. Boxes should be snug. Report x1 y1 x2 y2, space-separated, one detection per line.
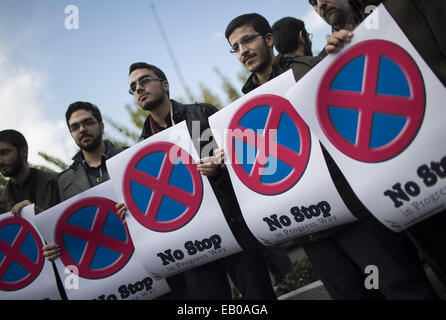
127 62 276 299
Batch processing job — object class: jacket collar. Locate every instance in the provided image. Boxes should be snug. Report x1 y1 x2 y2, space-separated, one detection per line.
241 62 283 94
70 140 118 169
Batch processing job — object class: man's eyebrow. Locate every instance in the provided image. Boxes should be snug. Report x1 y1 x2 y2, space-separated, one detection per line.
131 74 150 86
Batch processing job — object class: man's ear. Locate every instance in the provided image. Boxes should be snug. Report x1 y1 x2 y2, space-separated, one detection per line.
162 80 169 93
100 122 105 135
20 147 28 163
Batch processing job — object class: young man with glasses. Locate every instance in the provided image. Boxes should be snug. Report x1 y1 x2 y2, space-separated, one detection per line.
55 101 125 202
225 13 320 94
225 11 439 300
127 62 276 300
42 102 126 263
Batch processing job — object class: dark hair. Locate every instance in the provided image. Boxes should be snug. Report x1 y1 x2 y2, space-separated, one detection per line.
65 101 102 127
128 62 167 80
128 62 169 97
272 17 307 55
225 13 272 42
0 129 28 152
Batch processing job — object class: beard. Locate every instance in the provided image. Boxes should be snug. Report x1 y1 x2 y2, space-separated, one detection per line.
250 41 273 75
140 93 165 112
76 132 102 152
327 4 350 29
1 153 24 177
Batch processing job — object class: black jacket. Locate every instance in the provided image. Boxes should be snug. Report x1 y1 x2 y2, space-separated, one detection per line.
141 100 249 233
57 140 125 202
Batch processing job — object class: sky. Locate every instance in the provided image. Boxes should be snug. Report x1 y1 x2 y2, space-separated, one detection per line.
0 0 331 171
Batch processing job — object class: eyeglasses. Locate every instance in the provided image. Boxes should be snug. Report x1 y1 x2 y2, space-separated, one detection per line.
229 33 261 53
129 75 164 95
69 118 98 133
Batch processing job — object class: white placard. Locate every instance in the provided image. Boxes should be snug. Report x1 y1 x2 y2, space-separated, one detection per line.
209 71 356 245
34 181 170 300
0 205 61 300
106 121 242 278
286 5 446 231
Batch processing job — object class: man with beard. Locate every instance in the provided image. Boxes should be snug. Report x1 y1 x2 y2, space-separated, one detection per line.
126 62 276 299
42 102 126 263
225 13 320 94
56 101 124 201
0 129 59 215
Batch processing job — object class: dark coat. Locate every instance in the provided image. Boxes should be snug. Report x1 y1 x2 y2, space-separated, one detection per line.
57 140 124 202
0 168 59 214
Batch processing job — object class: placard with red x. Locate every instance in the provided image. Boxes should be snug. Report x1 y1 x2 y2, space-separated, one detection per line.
227 94 311 195
122 142 203 232
0 217 44 291
317 39 425 163
55 197 134 279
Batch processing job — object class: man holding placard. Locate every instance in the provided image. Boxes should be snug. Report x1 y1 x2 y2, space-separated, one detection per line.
126 62 276 299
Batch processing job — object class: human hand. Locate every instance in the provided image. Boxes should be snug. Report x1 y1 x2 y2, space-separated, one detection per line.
43 243 61 262
115 202 127 223
11 200 32 217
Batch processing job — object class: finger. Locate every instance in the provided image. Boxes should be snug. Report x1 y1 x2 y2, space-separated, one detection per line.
326 44 340 54
115 203 125 210
46 253 61 262
43 244 60 251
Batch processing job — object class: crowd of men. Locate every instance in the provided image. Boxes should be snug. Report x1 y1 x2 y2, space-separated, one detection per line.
1 0 445 300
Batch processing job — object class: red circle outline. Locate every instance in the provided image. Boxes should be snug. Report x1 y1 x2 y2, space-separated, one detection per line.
317 39 425 163
227 94 311 195
55 197 134 279
122 142 203 232
0 217 44 291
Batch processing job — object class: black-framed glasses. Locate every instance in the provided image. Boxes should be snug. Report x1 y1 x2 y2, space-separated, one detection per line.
129 75 164 95
69 118 98 132
229 33 261 53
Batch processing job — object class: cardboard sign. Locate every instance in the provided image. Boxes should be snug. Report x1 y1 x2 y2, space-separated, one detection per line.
0 205 61 300
34 181 170 300
106 121 242 278
209 71 356 245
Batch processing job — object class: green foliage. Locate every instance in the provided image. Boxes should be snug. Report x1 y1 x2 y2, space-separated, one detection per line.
37 152 69 171
275 257 319 297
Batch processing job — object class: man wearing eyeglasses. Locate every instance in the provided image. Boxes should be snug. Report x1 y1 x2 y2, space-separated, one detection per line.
55 101 124 202
127 62 276 300
42 101 126 263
